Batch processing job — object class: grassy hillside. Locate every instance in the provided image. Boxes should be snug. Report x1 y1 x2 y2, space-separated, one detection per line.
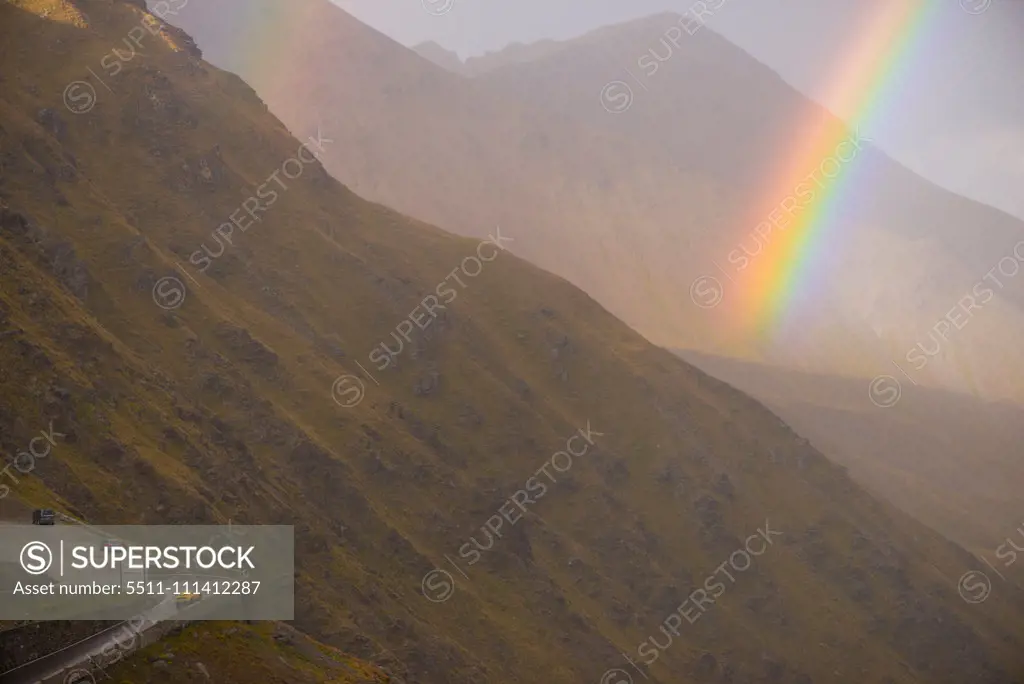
190 0 1024 560
679 350 1024 553
100 621 391 683
1 1 1023 683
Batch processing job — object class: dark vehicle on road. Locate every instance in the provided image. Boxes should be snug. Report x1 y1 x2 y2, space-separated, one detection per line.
32 509 56 525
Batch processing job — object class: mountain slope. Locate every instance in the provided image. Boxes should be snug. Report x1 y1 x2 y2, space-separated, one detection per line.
458 16 1024 555
411 41 469 76
110 621 392 683
467 13 1024 401
143 0 748 368
412 39 573 77
1 2 1023 683
678 350 1024 553
161 1 1024 406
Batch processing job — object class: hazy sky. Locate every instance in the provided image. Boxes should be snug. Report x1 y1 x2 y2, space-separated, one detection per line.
332 0 1024 219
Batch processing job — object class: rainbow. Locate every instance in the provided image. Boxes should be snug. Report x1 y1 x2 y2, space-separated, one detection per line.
730 0 939 339
161 0 328 93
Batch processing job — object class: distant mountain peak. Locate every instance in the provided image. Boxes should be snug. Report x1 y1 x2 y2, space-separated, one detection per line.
412 40 469 75
414 12 699 80
449 12 724 77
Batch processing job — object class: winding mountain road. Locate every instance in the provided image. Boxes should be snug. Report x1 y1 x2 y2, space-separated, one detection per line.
0 518 207 684
0 594 181 684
